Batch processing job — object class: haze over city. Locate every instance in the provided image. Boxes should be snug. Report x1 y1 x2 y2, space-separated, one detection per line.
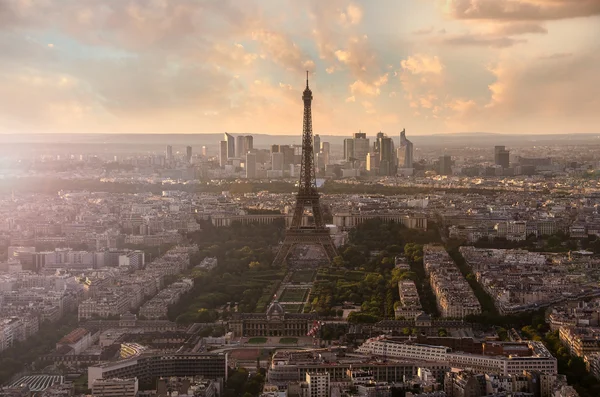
3 2 600 397
1 0 599 135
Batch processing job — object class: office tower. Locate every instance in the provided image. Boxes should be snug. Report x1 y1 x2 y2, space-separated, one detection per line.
373 131 385 153
246 153 256 179
313 134 321 156
201 146 207 157
224 132 235 158
353 132 370 165
376 133 396 176
271 144 280 153
321 142 330 165
186 146 192 163
280 145 295 167
245 135 254 151
219 141 227 167
366 153 379 172
272 152 284 171
343 138 355 161
165 145 173 161
439 155 452 175
236 135 245 157
494 145 510 168
399 129 414 169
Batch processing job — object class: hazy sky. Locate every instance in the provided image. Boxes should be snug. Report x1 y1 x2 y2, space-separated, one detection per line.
1 0 599 135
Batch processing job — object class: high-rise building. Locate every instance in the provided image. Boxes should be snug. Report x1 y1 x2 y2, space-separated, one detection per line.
219 141 228 167
376 132 396 176
186 146 192 163
495 145 510 168
399 129 414 169
271 144 280 153
246 153 256 179
280 145 295 167
439 155 452 175
353 132 370 165
343 138 355 161
165 145 173 161
313 134 321 157
245 135 254 152
272 152 284 171
201 146 207 157
366 153 378 172
321 142 330 166
236 135 245 158
224 132 235 159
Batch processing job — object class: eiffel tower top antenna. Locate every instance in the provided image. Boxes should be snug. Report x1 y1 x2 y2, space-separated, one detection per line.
306 70 309 88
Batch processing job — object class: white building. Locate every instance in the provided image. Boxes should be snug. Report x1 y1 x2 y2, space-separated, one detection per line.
92 377 138 397
306 372 330 397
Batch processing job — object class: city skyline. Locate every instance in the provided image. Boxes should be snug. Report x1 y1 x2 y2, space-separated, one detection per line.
0 1 598 135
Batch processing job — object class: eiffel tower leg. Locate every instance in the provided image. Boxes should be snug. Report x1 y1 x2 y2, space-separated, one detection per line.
272 242 294 267
321 241 338 263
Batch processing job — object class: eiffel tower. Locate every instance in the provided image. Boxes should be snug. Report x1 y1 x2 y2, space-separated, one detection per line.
272 72 338 267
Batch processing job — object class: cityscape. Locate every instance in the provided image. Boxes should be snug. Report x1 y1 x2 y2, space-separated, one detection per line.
1 1 600 397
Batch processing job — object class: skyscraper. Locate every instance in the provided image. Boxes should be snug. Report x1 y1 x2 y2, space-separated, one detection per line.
219 141 228 167
343 138 355 161
165 145 173 161
236 135 245 158
313 134 321 157
245 135 254 152
439 155 452 175
224 132 235 159
353 132 370 165
246 153 256 179
320 142 330 166
494 145 510 168
272 152 284 171
201 146 207 157
375 132 396 176
186 146 192 163
399 129 414 169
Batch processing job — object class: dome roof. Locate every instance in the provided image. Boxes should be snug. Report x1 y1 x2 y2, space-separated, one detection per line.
266 300 285 319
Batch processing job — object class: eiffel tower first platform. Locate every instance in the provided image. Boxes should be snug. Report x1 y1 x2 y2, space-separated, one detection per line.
271 73 338 267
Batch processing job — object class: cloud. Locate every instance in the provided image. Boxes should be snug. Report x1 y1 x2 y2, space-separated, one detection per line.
442 34 527 48
443 0 600 21
251 30 314 72
413 26 435 35
538 52 573 60
340 4 363 25
491 22 548 35
349 73 389 97
361 101 376 114
401 54 444 75
445 50 600 132
210 43 258 68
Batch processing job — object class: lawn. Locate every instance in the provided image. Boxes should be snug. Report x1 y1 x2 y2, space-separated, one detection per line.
279 288 310 303
282 303 304 313
290 270 316 283
279 337 299 344
248 337 268 344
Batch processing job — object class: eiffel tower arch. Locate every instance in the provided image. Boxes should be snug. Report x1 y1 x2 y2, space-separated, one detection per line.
272 72 338 268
